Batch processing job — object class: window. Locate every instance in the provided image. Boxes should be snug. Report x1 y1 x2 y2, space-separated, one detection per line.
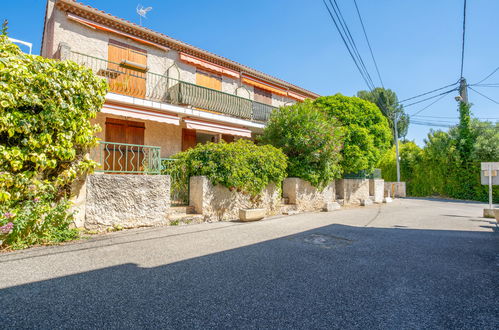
107 39 147 98
196 70 222 91
253 86 272 105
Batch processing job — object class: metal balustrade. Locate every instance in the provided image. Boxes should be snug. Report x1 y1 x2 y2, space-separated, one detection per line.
92 141 162 174
161 158 189 206
69 51 277 122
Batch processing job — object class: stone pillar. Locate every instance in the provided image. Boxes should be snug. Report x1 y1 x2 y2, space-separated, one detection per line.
336 179 370 205
189 176 209 215
369 179 385 204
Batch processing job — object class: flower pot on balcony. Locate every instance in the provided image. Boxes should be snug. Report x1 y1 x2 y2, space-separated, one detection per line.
239 208 266 222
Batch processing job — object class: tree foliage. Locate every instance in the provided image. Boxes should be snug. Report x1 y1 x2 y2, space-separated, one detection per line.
314 94 392 175
163 140 287 197
0 36 107 249
357 87 409 139
378 119 499 202
260 101 343 189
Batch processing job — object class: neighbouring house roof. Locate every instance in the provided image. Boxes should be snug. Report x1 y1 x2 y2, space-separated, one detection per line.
52 0 320 99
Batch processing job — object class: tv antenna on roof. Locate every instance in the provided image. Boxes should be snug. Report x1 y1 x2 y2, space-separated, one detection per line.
136 4 152 26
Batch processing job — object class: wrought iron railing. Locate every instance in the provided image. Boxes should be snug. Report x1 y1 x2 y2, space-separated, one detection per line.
161 158 189 206
91 141 162 174
69 51 277 122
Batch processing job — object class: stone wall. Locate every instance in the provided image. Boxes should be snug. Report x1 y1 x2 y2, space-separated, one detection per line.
336 179 370 205
282 178 335 212
84 174 171 230
384 182 407 198
369 179 385 204
190 176 281 222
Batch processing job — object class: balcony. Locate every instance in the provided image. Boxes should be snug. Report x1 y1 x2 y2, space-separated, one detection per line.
69 52 277 123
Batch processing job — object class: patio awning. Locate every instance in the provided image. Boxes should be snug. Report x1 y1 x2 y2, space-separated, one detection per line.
102 104 180 125
184 119 252 138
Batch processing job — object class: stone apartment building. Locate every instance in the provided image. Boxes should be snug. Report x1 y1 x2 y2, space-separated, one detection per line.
41 0 319 174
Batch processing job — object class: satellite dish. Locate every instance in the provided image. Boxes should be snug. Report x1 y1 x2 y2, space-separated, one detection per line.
136 5 152 25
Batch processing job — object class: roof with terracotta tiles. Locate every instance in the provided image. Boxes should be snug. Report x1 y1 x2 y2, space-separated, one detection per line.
53 0 320 99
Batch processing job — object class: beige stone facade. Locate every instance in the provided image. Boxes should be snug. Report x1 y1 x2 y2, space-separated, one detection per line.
336 179 370 205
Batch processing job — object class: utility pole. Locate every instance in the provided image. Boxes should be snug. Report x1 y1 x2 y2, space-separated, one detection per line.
459 78 468 104
394 112 400 182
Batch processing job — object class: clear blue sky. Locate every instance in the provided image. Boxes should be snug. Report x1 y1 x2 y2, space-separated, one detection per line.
3 0 498 145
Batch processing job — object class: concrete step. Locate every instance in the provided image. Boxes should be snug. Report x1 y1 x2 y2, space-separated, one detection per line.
281 197 290 205
281 204 299 215
336 199 345 206
167 213 204 225
169 206 196 214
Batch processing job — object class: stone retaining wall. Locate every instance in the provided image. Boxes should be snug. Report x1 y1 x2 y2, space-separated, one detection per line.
282 178 335 212
336 179 370 205
189 176 281 221
384 182 406 198
84 174 171 230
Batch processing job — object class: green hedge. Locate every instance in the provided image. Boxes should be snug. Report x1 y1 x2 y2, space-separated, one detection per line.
378 120 499 202
162 139 287 196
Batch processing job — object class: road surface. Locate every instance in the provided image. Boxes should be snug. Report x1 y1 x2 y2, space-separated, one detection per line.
0 198 497 329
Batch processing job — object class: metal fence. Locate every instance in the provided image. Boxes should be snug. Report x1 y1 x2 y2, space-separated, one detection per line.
69 51 277 123
161 158 189 206
343 168 382 179
91 141 162 174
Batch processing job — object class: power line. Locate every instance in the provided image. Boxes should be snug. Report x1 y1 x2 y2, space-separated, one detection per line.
459 0 467 78
473 66 499 85
353 0 384 88
469 86 499 105
404 88 458 108
322 0 375 90
409 91 453 117
413 114 499 120
398 80 459 104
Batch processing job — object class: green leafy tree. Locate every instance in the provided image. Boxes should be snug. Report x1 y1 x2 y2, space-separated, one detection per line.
357 87 409 139
314 94 392 175
260 101 343 189
0 36 107 249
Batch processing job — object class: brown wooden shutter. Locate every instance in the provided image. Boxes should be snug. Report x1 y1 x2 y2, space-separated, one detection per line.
107 40 147 99
222 134 234 143
254 86 272 105
105 118 145 173
182 128 197 151
196 70 222 91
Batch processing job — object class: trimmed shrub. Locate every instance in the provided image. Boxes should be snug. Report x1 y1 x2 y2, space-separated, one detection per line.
314 94 392 175
0 36 107 249
162 139 287 197
260 101 343 189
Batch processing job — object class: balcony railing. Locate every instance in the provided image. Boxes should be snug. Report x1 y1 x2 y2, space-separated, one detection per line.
69 51 277 122
91 141 162 174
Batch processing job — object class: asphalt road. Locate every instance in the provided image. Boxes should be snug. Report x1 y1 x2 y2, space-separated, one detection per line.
0 198 498 329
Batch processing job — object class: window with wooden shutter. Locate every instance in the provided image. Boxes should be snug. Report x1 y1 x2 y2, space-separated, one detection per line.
253 86 272 105
196 70 222 91
105 118 146 173
107 40 147 99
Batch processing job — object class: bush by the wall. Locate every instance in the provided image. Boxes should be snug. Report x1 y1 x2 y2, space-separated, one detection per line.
259 101 343 189
0 36 107 249
163 139 287 197
314 94 392 175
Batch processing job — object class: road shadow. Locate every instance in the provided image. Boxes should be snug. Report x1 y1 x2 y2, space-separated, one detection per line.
0 224 497 329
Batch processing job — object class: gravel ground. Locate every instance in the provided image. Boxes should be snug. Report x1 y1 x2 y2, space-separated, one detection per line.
0 198 497 329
